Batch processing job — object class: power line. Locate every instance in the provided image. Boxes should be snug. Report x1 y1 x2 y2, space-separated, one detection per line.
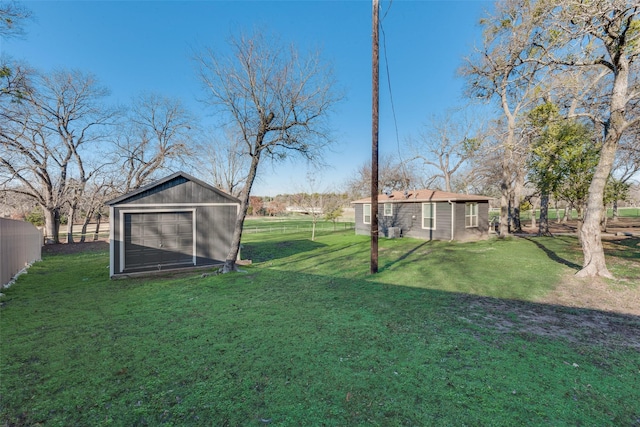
379 0 410 189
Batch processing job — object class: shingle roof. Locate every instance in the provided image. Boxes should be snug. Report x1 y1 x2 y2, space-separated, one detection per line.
351 189 492 204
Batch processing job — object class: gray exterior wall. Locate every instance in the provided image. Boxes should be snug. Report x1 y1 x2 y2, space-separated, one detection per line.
354 200 489 241
451 201 490 241
109 176 238 276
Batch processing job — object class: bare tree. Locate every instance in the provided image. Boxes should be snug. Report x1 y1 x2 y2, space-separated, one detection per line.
198 129 248 198
114 92 194 193
409 110 483 192
541 1 640 278
293 174 342 241
77 175 118 242
0 67 115 243
345 155 417 200
460 0 546 236
0 1 32 40
195 29 342 272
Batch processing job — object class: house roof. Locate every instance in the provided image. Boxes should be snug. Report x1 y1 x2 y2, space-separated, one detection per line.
351 189 492 204
105 171 240 206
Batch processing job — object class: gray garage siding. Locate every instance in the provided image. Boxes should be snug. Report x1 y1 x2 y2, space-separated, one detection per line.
107 172 240 277
194 204 237 264
121 177 227 205
111 204 237 274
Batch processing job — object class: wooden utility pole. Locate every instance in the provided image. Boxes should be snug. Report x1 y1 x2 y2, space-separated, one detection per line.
371 0 379 274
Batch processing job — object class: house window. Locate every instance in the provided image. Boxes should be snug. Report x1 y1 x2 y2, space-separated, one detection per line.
466 202 478 228
383 203 393 216
363 204 371 224
421 203 436 230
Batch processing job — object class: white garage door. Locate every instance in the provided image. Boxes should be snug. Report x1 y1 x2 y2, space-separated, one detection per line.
124 212 194 271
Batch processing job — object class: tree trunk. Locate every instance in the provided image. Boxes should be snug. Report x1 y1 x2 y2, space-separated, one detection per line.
93 213 102 241
222 153 261 273
79 206 97 243
530 197 537 229
511 170 524 233
498 145 512 237
43 207 60 244
562 204 570 224
66 204 77 244
443 172 452 193
576 170 611 278
538 193 551 236
576 72 628 278
499 189 509 237
601 212 608 233
612 200 619 222
512 204 522 233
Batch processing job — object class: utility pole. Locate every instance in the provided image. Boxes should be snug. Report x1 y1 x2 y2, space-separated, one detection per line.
371 0 379 274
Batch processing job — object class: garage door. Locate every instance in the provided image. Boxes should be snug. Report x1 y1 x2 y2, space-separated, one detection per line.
124 212 194 271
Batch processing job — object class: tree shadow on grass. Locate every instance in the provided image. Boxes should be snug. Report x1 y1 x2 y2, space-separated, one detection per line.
602 237 640 261
242 239 327 263
522 237 582 271
378 242 431 272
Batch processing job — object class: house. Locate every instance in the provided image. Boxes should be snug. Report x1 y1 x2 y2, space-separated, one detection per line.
351 189 492 241
105 172 240 278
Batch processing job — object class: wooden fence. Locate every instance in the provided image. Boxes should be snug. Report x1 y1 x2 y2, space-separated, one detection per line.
0 218 42 288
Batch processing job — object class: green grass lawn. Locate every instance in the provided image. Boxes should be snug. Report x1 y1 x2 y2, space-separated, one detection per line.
1 231 639 426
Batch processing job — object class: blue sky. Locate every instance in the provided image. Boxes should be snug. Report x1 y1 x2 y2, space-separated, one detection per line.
3 0 492 196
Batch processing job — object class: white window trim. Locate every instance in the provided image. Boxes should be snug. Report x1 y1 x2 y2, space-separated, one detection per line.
383 203 393 217
421 202 436 230
363 204 371 225
465 202 478 228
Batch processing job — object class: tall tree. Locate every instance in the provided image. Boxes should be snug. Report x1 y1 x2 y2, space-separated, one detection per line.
345 155 417 201
460 0 546 236
0 0 31 39
409 111 483 192
114 92 194 192
198 129 248 198
1 2 32 95
527 103 599 237
542 1 640 277
0 68 114 243
195 29 342 272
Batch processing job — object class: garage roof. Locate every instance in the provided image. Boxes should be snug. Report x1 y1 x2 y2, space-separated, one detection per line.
105 171 239 206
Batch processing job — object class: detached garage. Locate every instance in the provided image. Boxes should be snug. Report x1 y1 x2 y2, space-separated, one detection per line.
106 172 240 278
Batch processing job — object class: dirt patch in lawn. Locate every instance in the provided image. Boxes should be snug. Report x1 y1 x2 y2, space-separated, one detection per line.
461 294 640 351
43 239 108 256
538 273 640 316
464 219 640 350
520 216 640 237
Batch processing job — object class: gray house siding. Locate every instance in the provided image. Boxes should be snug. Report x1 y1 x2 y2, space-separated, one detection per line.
354 203 368 235
107 172 239 277
452 201 489 241
353 199 490 242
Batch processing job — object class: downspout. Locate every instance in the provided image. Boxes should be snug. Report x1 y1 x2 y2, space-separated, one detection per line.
448 200 455 241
